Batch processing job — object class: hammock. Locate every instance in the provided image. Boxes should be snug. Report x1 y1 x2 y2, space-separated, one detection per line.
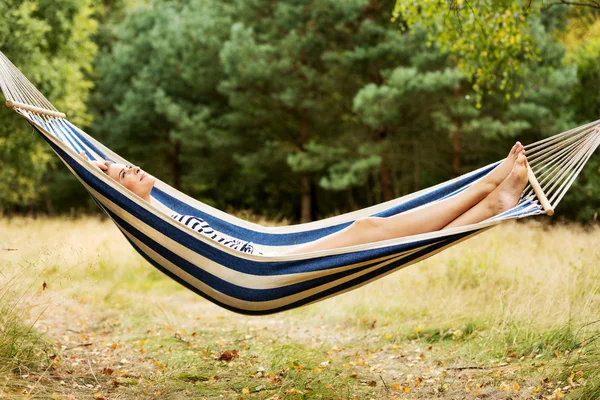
1 51 599 315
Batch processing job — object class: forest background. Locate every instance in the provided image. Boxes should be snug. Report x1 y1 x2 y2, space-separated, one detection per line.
1 0 600 223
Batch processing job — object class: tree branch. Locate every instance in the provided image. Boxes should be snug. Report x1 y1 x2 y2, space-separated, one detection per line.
543 0 600 10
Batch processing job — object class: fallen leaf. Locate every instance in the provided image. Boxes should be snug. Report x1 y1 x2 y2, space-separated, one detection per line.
554 389 565 399
218 349 239 361
102 368 113 376
291 361 304 370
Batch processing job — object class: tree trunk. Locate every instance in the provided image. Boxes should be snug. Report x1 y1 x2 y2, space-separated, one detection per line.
172 140 182 190
45 189 54 216
452 85 461 177
378 127 393 202
380 156 393 202
299 111 312 223
300 173 312 223
413 138 420 191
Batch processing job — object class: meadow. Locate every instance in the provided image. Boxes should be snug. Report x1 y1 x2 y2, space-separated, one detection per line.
0 217 599 399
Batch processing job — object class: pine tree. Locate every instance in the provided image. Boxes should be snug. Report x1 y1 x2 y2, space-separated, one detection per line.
92 0 233 196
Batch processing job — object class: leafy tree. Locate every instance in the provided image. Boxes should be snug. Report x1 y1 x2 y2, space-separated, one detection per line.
553 6 600 221
0 0 97 213
324 15 469 200
393 0 541 105
92 0 233 198
89 0 589 223
218 0 383 221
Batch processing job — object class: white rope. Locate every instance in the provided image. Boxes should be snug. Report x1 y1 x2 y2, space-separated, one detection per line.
524 119 600 153
551 133 600 207
543 132 598 203
527 128 592 166
522 132 588 199
534 134 592 184
0 51 62 115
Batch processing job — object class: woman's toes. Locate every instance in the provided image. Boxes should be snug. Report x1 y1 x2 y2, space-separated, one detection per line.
516 143 524 154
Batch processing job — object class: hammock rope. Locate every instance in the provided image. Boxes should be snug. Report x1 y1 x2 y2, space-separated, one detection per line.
0 52 65 117
0 50 598 314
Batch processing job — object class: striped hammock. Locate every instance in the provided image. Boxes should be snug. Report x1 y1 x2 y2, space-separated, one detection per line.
1 51 599 315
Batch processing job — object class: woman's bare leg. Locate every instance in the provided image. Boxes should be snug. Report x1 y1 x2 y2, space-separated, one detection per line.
443 154 529 229
282 143 524 255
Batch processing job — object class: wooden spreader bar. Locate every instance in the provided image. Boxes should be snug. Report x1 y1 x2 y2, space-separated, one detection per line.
526 162 554 216
5 100 66 119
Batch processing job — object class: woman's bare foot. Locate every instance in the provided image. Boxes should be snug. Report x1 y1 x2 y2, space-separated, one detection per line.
484 142 525 186
443 154 529 229
489 153 529 214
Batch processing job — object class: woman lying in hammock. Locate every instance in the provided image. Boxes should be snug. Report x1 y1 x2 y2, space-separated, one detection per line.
81 142 529 255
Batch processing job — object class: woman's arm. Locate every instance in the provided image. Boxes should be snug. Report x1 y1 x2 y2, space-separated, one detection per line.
79 151 109 172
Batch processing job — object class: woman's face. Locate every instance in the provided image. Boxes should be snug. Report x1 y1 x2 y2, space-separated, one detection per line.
105 163 156 200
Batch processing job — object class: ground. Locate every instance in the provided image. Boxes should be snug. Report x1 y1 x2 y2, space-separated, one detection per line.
0 217 598 399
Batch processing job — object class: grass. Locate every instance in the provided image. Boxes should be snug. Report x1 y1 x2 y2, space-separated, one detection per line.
0 216 599 399
0 253 54 398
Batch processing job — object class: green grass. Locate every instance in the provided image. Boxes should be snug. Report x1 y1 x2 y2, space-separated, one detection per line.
0 269 53 399
0 273 49 367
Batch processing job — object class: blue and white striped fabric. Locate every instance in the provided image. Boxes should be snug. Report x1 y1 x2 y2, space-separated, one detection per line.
170 213 262 255
16 109 546 315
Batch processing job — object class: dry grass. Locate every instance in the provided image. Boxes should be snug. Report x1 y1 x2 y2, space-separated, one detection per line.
0 217 599 399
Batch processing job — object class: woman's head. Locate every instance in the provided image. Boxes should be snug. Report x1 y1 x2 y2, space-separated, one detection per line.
80 152 156 202
104 162 156 201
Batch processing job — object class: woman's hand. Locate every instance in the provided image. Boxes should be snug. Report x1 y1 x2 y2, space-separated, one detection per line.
80 151 109 172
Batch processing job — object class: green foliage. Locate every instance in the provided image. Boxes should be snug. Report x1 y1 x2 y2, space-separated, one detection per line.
538 7 600 222
87 0 590 221
393 0 542 107
0 0 598 221
92 0 234 199
0 0 98 213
